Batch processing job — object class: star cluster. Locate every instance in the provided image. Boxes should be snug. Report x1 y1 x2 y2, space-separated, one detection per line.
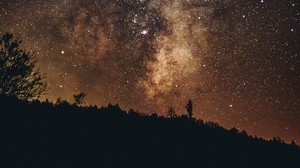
0 0 299 143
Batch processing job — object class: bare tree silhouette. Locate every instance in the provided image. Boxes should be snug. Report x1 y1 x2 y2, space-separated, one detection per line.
73 92 87 106
0 33 46 100
167 106 176 118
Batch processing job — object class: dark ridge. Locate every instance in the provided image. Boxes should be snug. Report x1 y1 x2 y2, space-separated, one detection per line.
0 95 299 168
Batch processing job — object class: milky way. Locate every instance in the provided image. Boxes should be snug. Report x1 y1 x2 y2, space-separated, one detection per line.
0 0 299 143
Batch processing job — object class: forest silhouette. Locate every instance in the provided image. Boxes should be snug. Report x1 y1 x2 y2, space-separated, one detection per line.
1 33 300 168
0 95 299 168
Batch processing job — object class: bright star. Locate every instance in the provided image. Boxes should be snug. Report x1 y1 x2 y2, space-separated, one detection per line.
141 29 149 35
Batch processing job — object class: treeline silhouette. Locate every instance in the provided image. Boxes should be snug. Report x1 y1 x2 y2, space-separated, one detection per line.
0 95 299 168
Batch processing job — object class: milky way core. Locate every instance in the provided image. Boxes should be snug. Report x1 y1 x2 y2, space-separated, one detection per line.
0 0 299 143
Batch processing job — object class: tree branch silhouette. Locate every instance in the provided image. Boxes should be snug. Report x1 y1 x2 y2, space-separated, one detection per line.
0 33 47 100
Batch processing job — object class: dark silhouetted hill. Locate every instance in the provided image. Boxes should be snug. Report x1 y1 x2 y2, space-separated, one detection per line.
0 95 299 168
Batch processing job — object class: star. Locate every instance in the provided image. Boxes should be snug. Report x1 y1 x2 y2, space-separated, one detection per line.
141 29 149 35
0 0 298 144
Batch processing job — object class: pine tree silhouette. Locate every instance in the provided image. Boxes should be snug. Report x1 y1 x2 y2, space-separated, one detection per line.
185 99 193 118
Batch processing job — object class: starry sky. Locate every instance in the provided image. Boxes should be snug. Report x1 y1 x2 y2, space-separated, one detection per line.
0 0 299 143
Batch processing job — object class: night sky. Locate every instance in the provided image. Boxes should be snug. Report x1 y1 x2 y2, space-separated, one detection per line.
0 0 299 143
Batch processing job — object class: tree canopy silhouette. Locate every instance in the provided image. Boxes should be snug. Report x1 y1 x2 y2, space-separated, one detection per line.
0 94 299 168
0 33 46 100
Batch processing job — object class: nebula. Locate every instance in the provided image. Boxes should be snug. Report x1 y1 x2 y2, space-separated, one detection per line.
0 0 299 143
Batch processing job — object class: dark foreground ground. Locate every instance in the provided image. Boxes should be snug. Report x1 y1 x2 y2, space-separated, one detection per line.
0 95 299 168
